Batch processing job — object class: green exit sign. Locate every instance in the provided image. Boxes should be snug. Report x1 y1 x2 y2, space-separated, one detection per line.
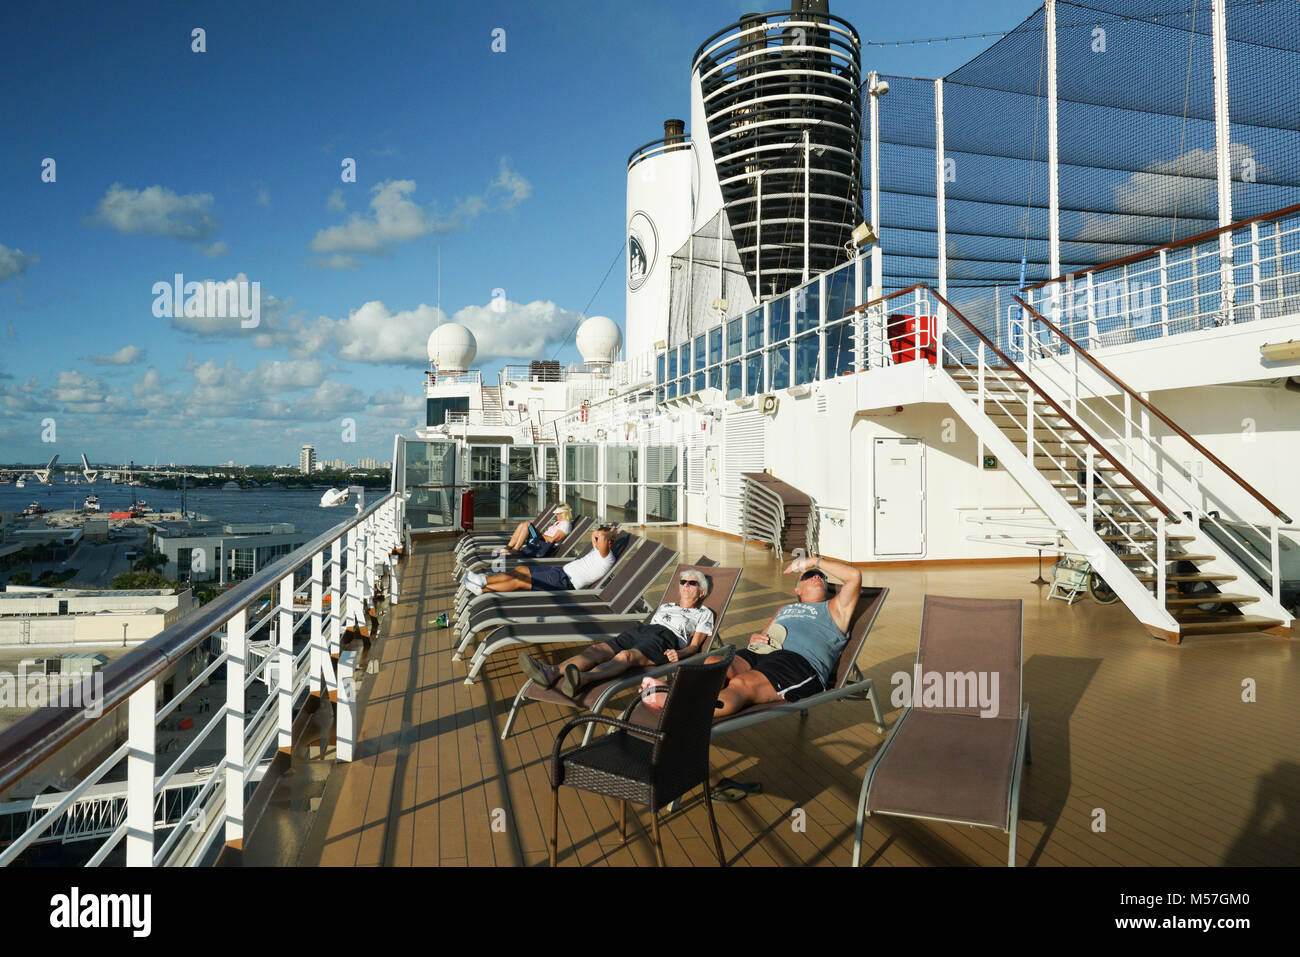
983 455 998 470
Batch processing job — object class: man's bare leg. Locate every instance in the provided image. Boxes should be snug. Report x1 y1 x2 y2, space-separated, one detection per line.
483 566 533 593
715 670 782 717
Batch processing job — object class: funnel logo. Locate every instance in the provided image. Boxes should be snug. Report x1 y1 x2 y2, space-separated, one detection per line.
627 211 658 292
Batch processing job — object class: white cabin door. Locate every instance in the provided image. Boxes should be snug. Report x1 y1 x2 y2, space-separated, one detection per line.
873 437 924 556
705 446 720 526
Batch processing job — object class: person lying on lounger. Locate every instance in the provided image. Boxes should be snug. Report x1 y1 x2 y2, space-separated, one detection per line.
502 504 574 557
713 554 861 717
516 568 715 697
462 525 615 596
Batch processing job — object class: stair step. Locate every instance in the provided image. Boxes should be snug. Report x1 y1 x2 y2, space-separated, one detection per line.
1062 498 1156 508
1165 593 1258 607
1100 533 1195 542
1134 573 1237 584
1176 615 1286 636
1053 481 1136 490
1118 552 1216 564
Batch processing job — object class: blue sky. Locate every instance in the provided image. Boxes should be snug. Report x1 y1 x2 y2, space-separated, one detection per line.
0 0 1036 465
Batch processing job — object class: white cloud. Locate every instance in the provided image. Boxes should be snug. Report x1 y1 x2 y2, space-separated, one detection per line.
0 244 38 280
307 160 532 260
327 188 346 213
167 273 284 336
203 241 229 258
90 344 144 366
255 182 271 208
87 183 221 243
308 253 361 270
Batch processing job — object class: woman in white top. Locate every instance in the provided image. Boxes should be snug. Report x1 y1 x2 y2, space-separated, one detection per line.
504 505 573 553
465 526 615 596
517 569 714 697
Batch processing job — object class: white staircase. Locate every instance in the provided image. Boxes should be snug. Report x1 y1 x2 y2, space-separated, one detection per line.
867 286 1295 642
480 387 504 425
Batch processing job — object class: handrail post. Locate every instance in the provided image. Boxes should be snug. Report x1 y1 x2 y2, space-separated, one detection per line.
310 551 324 696
1025 377 1034 463
1250 221 1262 323
328 538 342 663
1158 249 1170 337
1085 447 1095 530
1123 391 1133 468
224 609 247 849
1270 521 1281 604
277 572 294 751
1156 515 1167 601
126 679 157 866
978 341 986 415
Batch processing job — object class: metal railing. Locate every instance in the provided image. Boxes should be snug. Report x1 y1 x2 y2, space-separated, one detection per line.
1020 204 1300 350
0 492 403 867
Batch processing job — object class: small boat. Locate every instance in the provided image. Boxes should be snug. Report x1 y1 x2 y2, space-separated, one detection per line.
22 501 48 516
222 481 241 490
83 495 101 512
15 476 26 488
320 488 350 508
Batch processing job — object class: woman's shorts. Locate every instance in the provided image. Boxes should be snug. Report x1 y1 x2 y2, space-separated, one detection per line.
603 624 681 665
527 565 574 591
736 648 826 702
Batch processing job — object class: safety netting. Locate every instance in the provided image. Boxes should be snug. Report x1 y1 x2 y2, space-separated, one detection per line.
864 0 1300 334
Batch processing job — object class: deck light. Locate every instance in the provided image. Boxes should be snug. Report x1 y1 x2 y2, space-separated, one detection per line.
1260 340 1300 361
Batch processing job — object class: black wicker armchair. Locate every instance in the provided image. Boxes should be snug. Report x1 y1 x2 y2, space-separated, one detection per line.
548 646 735 867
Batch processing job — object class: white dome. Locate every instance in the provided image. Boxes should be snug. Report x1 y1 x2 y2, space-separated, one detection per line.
426 323 477 371
576 315 623 364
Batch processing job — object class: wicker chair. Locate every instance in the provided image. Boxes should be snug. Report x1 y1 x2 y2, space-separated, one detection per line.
548 646 735 867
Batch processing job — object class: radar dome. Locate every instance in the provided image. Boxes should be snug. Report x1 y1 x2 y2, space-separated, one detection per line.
427 323 477 371
576 315 623 364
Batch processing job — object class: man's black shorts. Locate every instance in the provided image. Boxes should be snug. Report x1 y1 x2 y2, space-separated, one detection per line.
736 648 826 702
528 565 574 591
604 624 681 665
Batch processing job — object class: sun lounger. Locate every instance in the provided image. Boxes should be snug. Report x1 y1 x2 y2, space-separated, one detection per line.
452 514 592 578
500 561 742 740
455 540 679 683
851 595 1029 867
454 504 557 558
450 532 647 654
611 586 889 746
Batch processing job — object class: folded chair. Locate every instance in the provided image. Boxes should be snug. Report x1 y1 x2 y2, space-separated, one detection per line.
501 561 741 740
453 514 592 579
852 595 1030 867
454 504 557 558
548 646 735 867
456 541 680 683
612 586 889 746
452 535 655 660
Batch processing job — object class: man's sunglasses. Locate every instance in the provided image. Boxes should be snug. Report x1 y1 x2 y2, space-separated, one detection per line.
679 579 700 586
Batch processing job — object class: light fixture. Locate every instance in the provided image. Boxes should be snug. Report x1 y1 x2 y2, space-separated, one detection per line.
1260 340 1300 361
654 340 667 350
712 297 729 313
868 74 890 97
852 222 878 247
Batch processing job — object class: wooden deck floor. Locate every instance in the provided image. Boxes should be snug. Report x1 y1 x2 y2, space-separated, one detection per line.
294 526 1299 867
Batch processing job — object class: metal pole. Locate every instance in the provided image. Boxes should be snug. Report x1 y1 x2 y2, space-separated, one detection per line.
1211 0 1235 321
224 608 246 847
935 79 948 335
756 170 763 297
1046 0 1060 284
126 680 155 866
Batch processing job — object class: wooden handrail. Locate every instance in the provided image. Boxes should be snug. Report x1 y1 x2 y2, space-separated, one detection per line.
928 288 1179 521
1013 295 1292 524
1023 201 1300 292
843 282 926 316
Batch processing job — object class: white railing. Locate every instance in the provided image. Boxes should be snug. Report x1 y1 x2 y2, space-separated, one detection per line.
1019 206 1300 352
0 493 404 867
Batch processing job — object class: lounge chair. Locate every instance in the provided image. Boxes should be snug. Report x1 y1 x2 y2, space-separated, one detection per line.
455 541 680 683
548 646 735 866
452 514 592 578
851 595 1029 867
451 515 595 608
611 586 889 746
500 561 742 740
452 530 650 657
454 504 557 558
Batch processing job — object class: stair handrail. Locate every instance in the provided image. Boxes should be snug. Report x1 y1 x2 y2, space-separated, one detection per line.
927 288 1179 521
1014 296 1292 524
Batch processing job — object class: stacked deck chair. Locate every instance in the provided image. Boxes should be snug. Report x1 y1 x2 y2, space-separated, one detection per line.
452 533 648 659
852 595 1029 867
451 515 595 611
455 540 680 684
453 513 591 579
610 586 889 748
454 504 556 560
501 560 742 741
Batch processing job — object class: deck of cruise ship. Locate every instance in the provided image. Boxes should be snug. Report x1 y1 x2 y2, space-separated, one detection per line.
286 526 1299 868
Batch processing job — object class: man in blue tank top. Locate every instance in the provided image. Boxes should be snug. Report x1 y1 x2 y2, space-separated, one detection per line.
715 554 861 716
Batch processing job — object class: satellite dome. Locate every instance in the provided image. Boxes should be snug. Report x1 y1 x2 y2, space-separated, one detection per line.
427 323 477 371
576 315 623 364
